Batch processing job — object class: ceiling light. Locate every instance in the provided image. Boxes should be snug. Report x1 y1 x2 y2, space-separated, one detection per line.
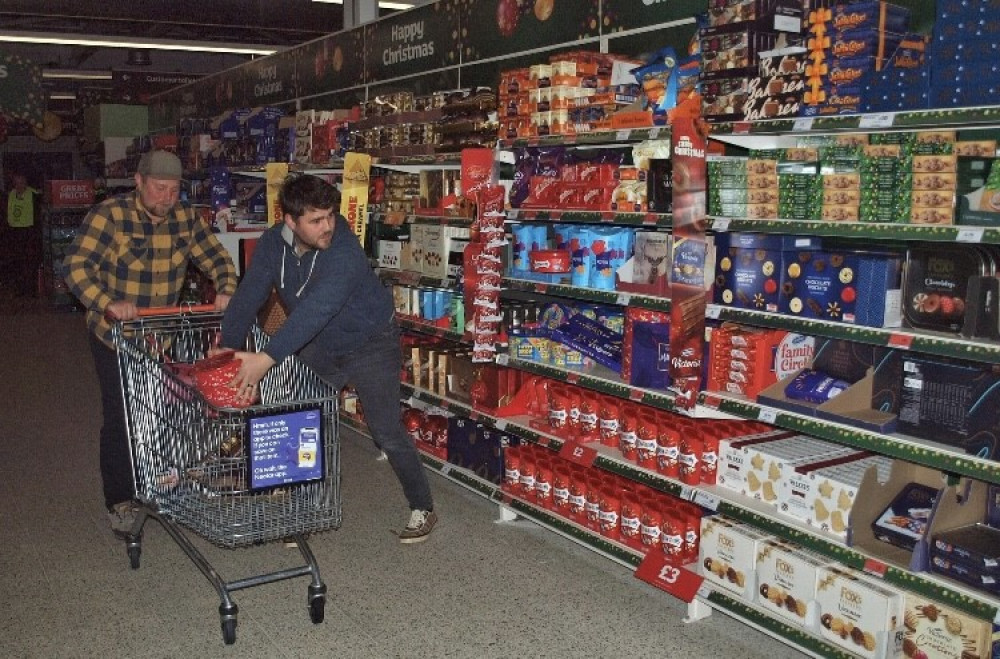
49 92 77 100
0 31 277 55
42 69 113 81
312 0 416 9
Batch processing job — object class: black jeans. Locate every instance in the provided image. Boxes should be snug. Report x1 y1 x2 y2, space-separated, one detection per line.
89 334 135 510
300 324 433 512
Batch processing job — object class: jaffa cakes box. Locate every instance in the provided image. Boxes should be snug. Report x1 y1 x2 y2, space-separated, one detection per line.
714 232 822 312
815 566 905 659
755 539 830 628
902 593 993 659
699 516 772 601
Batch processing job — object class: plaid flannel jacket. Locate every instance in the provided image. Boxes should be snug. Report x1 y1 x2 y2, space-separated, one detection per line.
64 192 238 348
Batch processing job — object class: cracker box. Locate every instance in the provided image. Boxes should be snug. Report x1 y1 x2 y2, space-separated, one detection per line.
714 232 822 312
798 454 894 539
815 567 905 658
755 539 830 627
901 593 994 659
742 436 856 503
699 516 773 601
778 250 903 327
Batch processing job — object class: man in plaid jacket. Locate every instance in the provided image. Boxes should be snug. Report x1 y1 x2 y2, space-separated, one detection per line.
64 150 238 537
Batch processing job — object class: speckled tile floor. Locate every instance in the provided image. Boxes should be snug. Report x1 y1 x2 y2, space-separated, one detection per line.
0 311 807 658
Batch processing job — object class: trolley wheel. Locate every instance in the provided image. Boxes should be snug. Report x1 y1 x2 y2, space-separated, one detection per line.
309 597 325 624
221 618 237 645
127 546 141 570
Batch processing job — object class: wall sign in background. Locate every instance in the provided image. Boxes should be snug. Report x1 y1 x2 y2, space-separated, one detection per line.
247 407 325 490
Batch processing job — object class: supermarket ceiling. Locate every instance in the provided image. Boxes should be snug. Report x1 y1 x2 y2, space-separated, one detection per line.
0 0 423 108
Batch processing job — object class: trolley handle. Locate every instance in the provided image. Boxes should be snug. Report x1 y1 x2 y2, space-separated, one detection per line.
105 303 218 322
137 304 218 317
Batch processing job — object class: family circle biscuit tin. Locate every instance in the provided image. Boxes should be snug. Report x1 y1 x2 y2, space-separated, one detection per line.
903 245 991 333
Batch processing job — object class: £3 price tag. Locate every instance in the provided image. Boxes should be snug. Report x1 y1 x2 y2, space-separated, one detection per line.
634 552 705 603
558 441 597 467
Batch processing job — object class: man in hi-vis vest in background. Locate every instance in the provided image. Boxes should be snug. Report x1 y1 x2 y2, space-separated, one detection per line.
2 173 41 298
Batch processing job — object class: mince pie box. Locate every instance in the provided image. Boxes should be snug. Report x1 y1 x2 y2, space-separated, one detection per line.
755 539 829 628
717 429 798 491
814 566 905 659
741 436 856 505
699 516 773 601
901 593 994 659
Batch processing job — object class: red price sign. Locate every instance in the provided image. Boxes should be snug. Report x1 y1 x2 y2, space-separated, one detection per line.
559 441 598 467
566 372 580 384
887 333 914 350
635 552 705 603
863 558 888 578
629 389 646 403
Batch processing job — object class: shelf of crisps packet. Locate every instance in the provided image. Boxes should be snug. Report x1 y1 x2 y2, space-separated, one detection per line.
385 383 874 659
390 373 1000 651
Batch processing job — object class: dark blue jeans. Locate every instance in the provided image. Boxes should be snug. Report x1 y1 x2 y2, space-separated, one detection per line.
89 334 135 510
300 323 433 512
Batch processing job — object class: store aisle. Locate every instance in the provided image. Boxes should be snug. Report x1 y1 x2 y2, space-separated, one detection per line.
0 311 806 658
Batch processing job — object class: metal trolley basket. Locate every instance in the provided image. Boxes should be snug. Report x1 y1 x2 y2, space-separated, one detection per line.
112 308 340 645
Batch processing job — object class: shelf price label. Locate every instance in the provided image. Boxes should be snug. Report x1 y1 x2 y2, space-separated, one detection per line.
692 490 721 512
792 117 814 132
956 227 985 243
494 419 508 432
887 333 914 350
634 553 705 603
758 408 778 424
706 305 722 320
558 441 598 467
859 112 895 129
732 122 751 135
496 354 510 366
629 389 646 403
863 558 888 578
616 293 632 306
616 130 631 142
713 217 731 232
566 372 581 384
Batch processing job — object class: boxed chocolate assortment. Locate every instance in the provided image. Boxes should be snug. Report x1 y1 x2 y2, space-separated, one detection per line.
742 48 808 121
755 539 829 627
699 516 773 601
814 566 905 659
713 232 822 312
901 593 995 659
903 244 991 334
871 481 940 551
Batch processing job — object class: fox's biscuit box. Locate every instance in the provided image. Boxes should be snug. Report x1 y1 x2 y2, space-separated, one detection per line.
902 593 993 659
699 516 772 601
714 232 822 312
755 540 829 627
815 567 905 659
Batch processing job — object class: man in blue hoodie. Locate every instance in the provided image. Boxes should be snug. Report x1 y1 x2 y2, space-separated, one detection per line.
220 174 436 543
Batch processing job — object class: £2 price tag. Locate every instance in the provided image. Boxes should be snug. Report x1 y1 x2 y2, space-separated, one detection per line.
558 441 597 467
635 552 705 603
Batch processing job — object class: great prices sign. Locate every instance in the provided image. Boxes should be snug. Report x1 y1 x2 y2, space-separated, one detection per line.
48 180 95 207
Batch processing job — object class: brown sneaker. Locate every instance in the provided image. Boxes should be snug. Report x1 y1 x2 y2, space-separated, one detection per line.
398 509 437 544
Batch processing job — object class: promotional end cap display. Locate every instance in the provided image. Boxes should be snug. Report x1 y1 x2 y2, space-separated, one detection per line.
137 150 183 180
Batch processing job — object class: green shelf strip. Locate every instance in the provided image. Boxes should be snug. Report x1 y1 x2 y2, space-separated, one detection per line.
708 216 1000 246
503 277 672 313
500 127 669 149
710 105 1000 135
397 317 466 342
704 393 1000 485
709 305 1000 363
704 592 856 659
507 209 672 227
376 268 458 290
504 356 679 414
408 215 474 227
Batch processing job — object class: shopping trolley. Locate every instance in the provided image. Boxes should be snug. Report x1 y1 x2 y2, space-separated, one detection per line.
112 306 340 645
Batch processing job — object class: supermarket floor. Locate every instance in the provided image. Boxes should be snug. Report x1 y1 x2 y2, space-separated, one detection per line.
0 310 806 659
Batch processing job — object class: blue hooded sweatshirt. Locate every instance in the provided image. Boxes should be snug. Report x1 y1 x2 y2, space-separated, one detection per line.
220 214 394 363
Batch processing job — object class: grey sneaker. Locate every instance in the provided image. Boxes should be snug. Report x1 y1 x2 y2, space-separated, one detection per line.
398 509 437 544
108 501 138 538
